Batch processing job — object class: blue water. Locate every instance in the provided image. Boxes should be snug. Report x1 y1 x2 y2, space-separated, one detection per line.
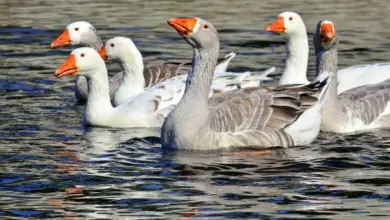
2 0 390 219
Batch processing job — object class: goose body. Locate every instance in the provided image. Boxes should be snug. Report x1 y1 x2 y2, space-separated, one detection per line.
322 81 390 133
314 21 390 133
161 18 333 150
266 12 390 92
55 47 184 128
336 63 390 94
51 21 244 103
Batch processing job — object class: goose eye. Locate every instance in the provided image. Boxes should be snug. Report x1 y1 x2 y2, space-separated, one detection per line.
289 17 293 21
202 24 208 29
110 43 115 47
75 27 79 31
81 53 85 57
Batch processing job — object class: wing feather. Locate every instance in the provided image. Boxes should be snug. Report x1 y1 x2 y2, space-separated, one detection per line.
143 63 189 88
340 79 390 125
206 82 325 148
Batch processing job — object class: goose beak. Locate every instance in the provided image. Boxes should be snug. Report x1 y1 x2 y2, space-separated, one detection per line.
266 16 285 33
98 46 107 60
167 17 198 36
55 54 77 78
320 23 335 43
51 29 71 48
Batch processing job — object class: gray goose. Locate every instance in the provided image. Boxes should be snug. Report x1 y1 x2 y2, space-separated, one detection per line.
161 17 333 150
314 20 390 133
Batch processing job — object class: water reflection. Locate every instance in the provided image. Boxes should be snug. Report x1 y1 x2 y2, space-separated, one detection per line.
81 127 160 155
2 0 390 218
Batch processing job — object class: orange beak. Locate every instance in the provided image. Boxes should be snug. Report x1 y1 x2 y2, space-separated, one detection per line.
167 17 198 36
55 54 77 78
51 29 71 48
320 23 335 42
98 46 107 60
266 16 285 33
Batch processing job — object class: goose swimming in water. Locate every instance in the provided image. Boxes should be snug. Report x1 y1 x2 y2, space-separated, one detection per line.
161 17 333 150
314 20 390 133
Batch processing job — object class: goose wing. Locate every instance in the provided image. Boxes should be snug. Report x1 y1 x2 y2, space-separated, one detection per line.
340 79 390 125
207 84 323 147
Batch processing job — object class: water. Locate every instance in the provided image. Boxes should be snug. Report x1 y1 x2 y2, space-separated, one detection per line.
2 0 390 219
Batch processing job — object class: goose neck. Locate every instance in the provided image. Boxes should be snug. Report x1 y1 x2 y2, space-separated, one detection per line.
316 46 338 102
184 47 219 103
85 69 113 112
316 47 338 80
84 33 103 51
113 55 146 105
280 32 309 85
120 59 145 86
170 46 219 131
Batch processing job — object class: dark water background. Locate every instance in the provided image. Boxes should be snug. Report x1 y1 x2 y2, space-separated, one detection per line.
1 0 390 219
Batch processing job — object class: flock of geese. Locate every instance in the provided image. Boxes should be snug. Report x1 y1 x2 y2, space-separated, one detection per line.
51 12 390 150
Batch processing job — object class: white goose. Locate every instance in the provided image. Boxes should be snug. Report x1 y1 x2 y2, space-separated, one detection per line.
51 21 244 102
100 36 274 106
266 12 390 93
55 47 183 128
314 20 390 133
161 17 333 150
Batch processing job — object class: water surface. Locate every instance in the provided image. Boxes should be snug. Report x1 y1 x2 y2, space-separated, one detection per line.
1 0 390 219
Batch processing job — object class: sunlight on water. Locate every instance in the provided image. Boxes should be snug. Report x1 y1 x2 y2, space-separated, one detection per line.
1 0 390 219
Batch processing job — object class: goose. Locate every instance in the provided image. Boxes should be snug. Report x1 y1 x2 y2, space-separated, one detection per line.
51 21 243 102
100 36 274 106
55 47 184 128
161 17 333 150
314 20 390 133
266 12 390 93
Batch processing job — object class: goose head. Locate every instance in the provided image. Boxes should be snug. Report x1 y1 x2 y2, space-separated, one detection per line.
313 20 338 51
98 37 142 64
266 12 306 36
51 21 100 48
313 20 338 76
167 17 219 49
55 47 105 78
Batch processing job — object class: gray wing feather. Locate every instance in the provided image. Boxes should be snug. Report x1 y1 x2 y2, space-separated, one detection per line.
208 88 299 147
340 79 390 124
144 63 189 87
143 52 234 88
207 83 323 148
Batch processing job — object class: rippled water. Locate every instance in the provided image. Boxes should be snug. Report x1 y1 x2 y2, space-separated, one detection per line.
2 0 390 219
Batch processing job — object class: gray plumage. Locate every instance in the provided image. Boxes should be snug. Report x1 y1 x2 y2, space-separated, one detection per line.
314 20 390 133
161 18 330 150
206 87 323 148
339 80 390 125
